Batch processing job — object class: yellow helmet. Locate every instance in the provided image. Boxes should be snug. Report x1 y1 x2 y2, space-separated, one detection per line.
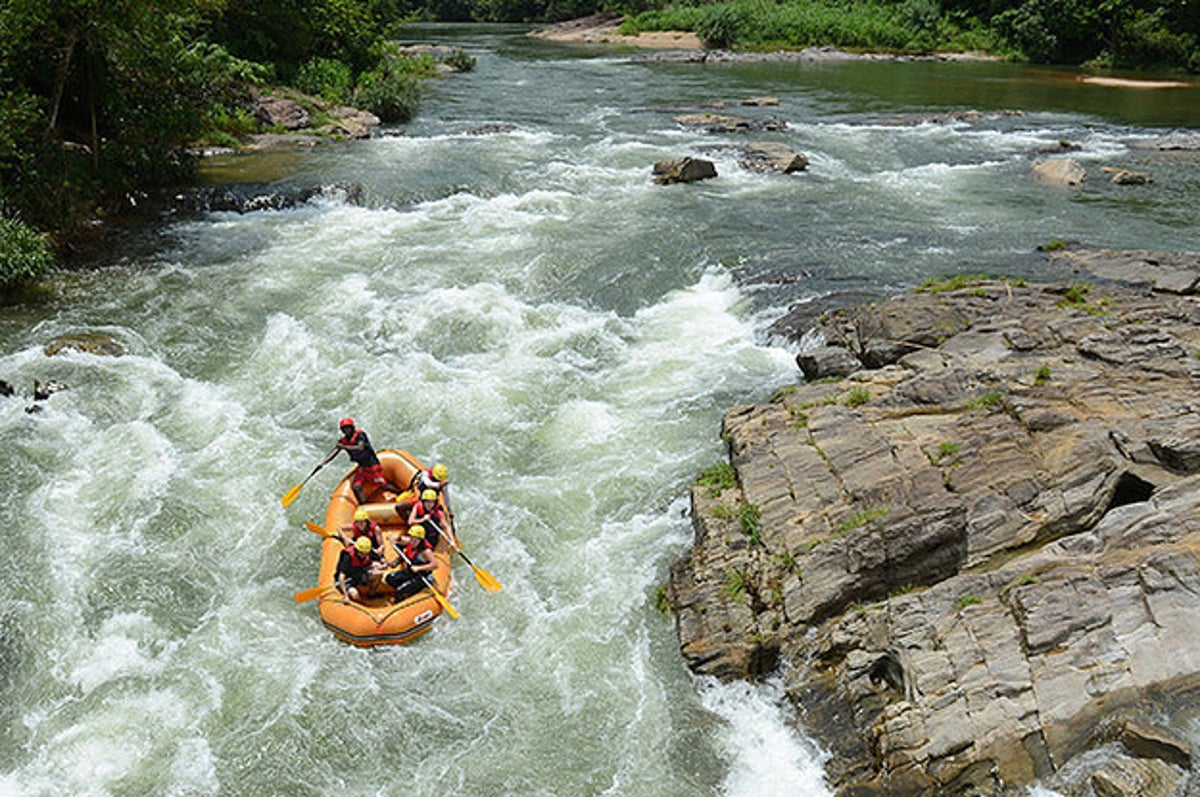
354 536 372 552
408 524 426 539
353 508 370 522
421 489 438 501
432 463 449 481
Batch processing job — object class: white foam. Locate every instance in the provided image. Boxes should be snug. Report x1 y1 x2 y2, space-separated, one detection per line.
69 613 170 694
697 676 832 797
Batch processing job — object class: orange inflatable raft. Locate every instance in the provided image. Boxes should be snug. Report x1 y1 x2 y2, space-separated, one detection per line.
312 449 454 647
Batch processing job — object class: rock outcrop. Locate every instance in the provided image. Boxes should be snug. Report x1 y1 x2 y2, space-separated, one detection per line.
737 142 809 174
1031 157 1087 186
652 156 717 185
670 259 1200 795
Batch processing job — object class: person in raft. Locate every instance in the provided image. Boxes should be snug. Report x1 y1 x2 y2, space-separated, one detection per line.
335 536 383 604
338 507 383 550
393 462 450 517
405 489 449 548
384 524 436 601
323 417 401 504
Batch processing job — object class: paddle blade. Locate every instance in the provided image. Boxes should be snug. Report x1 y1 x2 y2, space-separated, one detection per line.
472 566 502 592
305 522 334 537
294 584 333 603
426 583 460 619
281 483 303 508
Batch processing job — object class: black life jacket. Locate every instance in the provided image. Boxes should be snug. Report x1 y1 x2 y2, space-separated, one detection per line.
343 429 381 468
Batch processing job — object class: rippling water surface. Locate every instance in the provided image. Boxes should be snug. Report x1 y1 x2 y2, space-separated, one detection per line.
1 24 1197 796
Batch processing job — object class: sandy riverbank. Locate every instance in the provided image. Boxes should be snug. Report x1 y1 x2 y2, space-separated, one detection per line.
1078 74 1192 89
527 13 702 49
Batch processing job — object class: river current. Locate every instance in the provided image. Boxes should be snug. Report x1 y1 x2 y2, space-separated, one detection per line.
2 23 1198 797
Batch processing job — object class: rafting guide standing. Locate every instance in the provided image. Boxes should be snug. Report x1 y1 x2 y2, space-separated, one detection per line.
323 417 400 503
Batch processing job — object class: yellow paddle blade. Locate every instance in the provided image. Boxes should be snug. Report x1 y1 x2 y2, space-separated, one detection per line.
452 546 502 593
280 483 303 507
305 522 334 537
429 587 460 620
472 565 502 592
294 584 333 603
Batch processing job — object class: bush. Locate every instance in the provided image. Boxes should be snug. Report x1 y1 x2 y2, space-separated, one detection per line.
443 48 477 72
1114 9 1196 69
295 58 355 104
898 0 943 49
992 3 1058 62
697 4 743 49
353 65 422 123
0 217 53 288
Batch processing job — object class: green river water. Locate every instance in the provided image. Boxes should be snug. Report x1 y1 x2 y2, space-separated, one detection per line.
1 23 1198 797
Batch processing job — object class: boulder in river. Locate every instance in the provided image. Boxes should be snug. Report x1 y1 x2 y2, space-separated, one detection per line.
652 157 717 185
1031 157 1087 186
737 142 809 174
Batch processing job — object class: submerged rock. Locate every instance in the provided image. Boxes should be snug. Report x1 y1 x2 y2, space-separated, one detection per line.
167 182 364 216
672 112 788 133
670 265 1200 795
44 332 125 357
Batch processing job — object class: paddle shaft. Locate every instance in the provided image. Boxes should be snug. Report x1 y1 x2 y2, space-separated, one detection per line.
294 584 334 603
441 492 502 592
394 546 459 620
281 446 338 507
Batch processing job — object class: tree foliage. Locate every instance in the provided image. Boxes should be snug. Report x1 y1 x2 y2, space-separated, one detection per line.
0 218 53 288
0 0 409 287
623 0 1199 67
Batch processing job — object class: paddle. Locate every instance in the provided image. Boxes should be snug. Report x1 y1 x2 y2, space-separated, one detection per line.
442 526 502 592
393 544 460 620
294 584 335 603
280 447 337 508
441 491 502 592
306 521 338 538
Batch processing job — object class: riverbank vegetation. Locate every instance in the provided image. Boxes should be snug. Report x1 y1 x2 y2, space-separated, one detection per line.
0 0 464 289
620 0 1199 69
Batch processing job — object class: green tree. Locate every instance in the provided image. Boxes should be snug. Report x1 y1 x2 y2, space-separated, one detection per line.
0 1 248 230
207 0 382 79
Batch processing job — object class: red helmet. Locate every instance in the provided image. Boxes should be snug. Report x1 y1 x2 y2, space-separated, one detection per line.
339 417 355 429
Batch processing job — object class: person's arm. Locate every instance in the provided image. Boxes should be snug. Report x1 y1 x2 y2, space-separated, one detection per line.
414 548 436 574
368 551 387 573
335 553 352 602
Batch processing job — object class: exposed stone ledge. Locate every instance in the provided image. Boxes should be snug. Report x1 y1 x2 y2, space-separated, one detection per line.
670 266 1200 795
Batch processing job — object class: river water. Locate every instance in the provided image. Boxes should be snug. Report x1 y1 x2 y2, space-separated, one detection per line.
2 24 1198 797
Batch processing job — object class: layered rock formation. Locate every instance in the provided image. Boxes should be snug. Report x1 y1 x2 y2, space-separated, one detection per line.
670 260 1200 795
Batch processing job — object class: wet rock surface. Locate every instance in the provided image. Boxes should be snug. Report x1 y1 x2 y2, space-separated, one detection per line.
670 252 1200 795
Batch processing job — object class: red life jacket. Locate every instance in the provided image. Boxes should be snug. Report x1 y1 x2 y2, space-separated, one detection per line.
401 538 432 564
411 502 445 528
352 520 381 546
347 547 374 568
